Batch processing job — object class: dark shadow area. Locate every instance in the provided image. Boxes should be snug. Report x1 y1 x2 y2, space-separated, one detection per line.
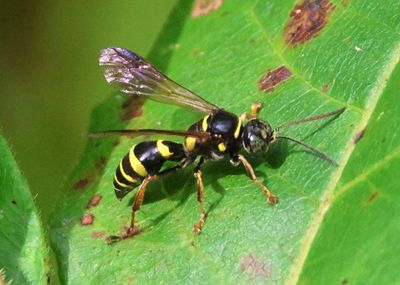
265 139 289 169
300 111 344 141
137 153 271 228
147 0 193 70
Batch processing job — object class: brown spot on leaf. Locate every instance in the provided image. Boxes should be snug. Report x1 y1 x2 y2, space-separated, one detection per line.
354 129 365 144
71 157 107 191
258 66 292 93
91 231 106 239
112 140 120 147
341 0 350 7
341 278 349 284
284 0 336 46
322 84 329 92
72 177 93 190
193 49 205 58
87 194 103 208
106 226 141 244
11 200 17 205
127 276 136 284
220 11 229 17
95 157 106 170
240 255 269 279
368 192 378 203
121 96 146 121
80 213 94 226
192 0 223 18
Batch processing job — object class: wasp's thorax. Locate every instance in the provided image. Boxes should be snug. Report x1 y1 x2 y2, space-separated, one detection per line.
242 119 275 155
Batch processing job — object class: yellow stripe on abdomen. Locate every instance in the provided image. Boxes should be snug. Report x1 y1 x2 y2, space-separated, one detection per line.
129 146 148 177
119 162 137 183
114 173 131 187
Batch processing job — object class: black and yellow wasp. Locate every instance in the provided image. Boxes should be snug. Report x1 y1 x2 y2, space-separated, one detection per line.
96 47 344 242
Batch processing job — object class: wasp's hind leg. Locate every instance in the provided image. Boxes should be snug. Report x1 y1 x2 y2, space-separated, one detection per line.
128 175 159 233
231 155 277 205
107 175 159 244
106 163 187 244
193 157 206 234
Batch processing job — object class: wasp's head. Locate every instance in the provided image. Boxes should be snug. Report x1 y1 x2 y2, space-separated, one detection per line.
242 119 275 155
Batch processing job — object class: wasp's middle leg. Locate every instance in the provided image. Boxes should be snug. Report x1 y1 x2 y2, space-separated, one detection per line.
193 157 206 234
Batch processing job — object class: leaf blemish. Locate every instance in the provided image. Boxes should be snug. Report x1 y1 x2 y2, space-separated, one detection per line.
284 0 336 46
258 66 292 93
121 96 146 121
80 213 94 226
106 226 140 244
72 177 93 190
87 194 103 208
193 49 205 58
353 129 365 144
95 157 107 170
192 0 223 18
91 231 106 239
322 84 329 93
239 255 269 279
341 0 350 7
11 200 17 205
368 191 378 203
220 11 229 17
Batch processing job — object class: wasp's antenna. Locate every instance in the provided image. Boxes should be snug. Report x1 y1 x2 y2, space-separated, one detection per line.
276 135 338 166
275 108 345 132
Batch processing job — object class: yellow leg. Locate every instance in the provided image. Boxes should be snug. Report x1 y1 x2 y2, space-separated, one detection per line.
250 101 262 118
106 175 158 244
237 155 277 205
193 169 206 234
240 101 263 121
129 175 158 231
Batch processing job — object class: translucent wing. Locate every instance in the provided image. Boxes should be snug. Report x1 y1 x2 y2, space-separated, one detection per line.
90 128 211 141
99 47 218 113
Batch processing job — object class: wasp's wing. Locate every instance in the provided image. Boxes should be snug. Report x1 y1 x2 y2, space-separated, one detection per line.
90 128 211 141
99 47 218 113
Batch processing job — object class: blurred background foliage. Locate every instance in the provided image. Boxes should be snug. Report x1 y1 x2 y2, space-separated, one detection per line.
0 1 177 223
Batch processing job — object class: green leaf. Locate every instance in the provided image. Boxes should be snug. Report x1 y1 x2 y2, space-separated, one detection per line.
50 1 400 284
296 58 400 285
0 135 49 284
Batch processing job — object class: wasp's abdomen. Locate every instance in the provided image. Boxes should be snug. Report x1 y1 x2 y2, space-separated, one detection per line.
113 140 186 200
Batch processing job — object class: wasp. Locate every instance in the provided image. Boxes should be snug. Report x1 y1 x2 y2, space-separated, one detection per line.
95 47 344 242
